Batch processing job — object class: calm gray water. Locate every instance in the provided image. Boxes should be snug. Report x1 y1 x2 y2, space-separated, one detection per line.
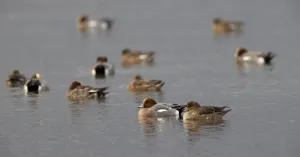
1 0 300 157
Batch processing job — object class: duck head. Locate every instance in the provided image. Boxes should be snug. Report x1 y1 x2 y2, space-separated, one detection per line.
122 48 131 56
186 101 201 110
78 14 88 24
97 56 108 63
69 81 82 91
213 17 222 24
138 98 157 108
133 74 143 81
12 69 20 75
31 73 41 79
235 47 248 57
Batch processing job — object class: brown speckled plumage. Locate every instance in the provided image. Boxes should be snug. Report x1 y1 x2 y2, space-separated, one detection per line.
6 70 27 87
128 75 165 92
183 101 231 121
67 81 108 101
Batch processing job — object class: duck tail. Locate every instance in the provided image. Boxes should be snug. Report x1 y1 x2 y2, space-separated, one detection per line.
171 105 186 119
219 109 232 116
148 51 155 56
89 87 109 98
156 81 165 89
263 52 276 64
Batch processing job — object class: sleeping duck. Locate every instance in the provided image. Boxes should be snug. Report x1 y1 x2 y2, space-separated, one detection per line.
77 14 114 31
91 56 115 77
212 17 244 33
66 81 109 101
138 98 185 118
121 48 155 65
128 75 165 92
6 69 27 87
172 101 232 121
235 47 276 65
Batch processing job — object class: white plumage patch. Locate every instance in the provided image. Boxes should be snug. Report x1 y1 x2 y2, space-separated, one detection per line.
257 58 265 64
157 109 168 112
139 55 148 60
100 23 108 30
91 69 96 76
88 20 98 27
242 56 251 61
89 89 98 93
24 85 28 93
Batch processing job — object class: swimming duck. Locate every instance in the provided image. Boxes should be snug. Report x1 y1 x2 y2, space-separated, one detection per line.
138 98 185 118
91 56 115 77
66 81 109 101
235 47 276 65
175 101 231 121
6 69 27 87
212 17 244 33
77 14 114 31
128 75 165 92
24 73 49 94
121 48 155 64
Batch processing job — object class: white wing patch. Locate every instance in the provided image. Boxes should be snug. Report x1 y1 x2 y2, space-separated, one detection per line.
89 89 98 93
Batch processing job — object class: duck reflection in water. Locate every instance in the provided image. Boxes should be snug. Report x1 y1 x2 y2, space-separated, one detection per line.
236 61 275 77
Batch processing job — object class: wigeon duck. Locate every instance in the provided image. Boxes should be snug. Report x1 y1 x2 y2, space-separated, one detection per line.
121 48 155 64
138 98 185 118
6 69 27 87
128 75 165 92
66 81 109 101
77 14 114 31
177 101 231 121
91 56 115 77
235 47 276 65
212 17 244 33
24 73 49 94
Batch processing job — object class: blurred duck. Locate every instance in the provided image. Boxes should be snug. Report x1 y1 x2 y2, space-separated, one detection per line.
128 75 165 92
121 48 155 64
91 56 115 77
235 47 276 65
173 101 231 121
212 17 244 33
138 98 185 118
24 73 49 94
6 69 27 87
66 81 109 101
77 14 114 31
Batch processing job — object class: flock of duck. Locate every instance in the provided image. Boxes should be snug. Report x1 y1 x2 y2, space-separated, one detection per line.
5 15 277 124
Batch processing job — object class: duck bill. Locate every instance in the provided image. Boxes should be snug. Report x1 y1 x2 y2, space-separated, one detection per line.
138 104 144 108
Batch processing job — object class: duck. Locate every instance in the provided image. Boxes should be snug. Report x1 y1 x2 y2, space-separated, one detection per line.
212 17 244 33
6 69 27 87
77 14 114 31
91 56 115 77
121 48 155 64
128 75 165 92
173 101 231 121
24 73 49 94
66 81 109 101
138 98 185 118
235 47 276 65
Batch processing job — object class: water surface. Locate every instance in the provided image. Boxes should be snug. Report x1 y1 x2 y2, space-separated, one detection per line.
1 0 300 157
